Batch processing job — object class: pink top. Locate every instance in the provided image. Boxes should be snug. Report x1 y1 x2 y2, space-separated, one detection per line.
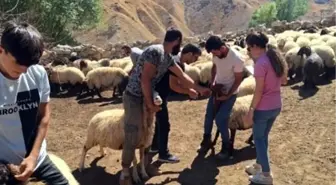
254 53 282 110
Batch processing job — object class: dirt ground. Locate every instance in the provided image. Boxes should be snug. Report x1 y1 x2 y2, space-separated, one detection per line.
29 79 335 185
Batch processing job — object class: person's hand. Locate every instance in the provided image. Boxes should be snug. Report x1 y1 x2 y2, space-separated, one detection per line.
188 89 198 99
216 93 231 101
15 155 37 182
196 86 211 97
243 110 254 127
147 103 161 113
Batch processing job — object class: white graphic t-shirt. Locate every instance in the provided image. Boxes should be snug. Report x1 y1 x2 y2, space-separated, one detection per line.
0 64 50 171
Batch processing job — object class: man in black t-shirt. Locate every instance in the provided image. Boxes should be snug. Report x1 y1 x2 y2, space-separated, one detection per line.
150 44 202 163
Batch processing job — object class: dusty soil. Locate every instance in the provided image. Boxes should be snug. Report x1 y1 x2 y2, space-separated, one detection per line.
29 79 335 185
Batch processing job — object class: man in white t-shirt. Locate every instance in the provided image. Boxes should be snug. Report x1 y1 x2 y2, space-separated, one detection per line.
197 35 245 160
0 21 69 184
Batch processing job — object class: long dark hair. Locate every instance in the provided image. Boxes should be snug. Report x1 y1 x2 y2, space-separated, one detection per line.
246 32 287 78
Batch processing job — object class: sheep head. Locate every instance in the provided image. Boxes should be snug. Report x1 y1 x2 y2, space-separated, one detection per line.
297 46 312 57
0 163 21 185
152 91 163 106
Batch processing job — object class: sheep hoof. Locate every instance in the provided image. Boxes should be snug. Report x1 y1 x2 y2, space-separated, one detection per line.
141 171 149 180
132 169 141 184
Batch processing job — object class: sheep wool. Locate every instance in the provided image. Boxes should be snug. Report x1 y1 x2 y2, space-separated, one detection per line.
326 38 336 56
311 45 336 68
296 37 311 47
285 47 303 70
228 94 254 130
184 64 201 84
283 41 300 53
199 62 213 85
48 153 79 185
237 76 255 97
85 67 128 90
109 57 133 69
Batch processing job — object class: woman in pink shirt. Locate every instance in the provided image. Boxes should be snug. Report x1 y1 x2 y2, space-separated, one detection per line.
243 32 288 185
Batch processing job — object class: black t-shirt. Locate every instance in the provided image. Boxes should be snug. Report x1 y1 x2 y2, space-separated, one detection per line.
155 56 185 99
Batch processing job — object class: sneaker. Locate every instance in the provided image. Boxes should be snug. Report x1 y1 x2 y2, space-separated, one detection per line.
245 163 262 175
158 153 180 163
249 172 273 185
216 150 230 160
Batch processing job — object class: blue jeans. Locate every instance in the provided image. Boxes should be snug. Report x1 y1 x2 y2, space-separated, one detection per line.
204 94 237 145
253 108 281 173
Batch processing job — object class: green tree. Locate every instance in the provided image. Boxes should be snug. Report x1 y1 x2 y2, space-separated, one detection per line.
249 0 309 27
0 0 102 46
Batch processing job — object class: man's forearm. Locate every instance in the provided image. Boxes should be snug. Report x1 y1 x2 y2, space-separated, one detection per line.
210 64 216 85
30 116 49 159
177 73 197 90
171 82 192 95
141 78 153 106
227 77 243 96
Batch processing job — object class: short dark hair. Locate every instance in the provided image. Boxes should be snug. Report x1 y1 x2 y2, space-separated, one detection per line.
164 27 182 43
205 35 224 53
1 21 44 67
121 45 131 50
181 43 202 55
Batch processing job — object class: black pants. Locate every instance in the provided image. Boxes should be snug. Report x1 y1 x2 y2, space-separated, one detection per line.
8 155 69 185
151 91 170 157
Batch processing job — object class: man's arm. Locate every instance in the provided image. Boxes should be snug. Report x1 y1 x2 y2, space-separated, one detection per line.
30 103 50 159
169 75 193 95
168 64 207 94
141 62 157 108
210 63 217 86
226 72 244 96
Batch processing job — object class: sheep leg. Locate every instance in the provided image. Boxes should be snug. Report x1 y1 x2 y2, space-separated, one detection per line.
112 86 117 98
229 129 236 158
96 88 103 98
139 147 149 180
99 145 106 157
245 133 254 146
79 146 89 172
132 155 141 184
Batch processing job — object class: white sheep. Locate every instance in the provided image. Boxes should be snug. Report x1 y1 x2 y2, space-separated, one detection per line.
81 67 129 98
198 62 213 85
311 45 336 79
285 47 304 80
48 153 79 185
109 57 133 69
78 91 162 183
212 94 254 157
46 66 85 94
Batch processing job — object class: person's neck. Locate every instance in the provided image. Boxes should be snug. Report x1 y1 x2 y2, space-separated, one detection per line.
222 46 229 58
0 61 16 80
163 42 172 54
255 50 266 60
179 54 186 64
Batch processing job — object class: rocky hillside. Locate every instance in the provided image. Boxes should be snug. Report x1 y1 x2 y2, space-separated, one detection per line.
73 0 334 46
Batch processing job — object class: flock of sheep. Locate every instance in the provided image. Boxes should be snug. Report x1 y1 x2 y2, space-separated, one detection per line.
26 25 336 184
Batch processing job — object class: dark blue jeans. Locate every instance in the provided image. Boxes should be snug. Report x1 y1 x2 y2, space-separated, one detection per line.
203 94 237 145
151 89 170 157
253 108 281 173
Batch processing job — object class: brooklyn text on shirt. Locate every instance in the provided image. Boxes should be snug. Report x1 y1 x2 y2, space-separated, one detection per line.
0 100 39 116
